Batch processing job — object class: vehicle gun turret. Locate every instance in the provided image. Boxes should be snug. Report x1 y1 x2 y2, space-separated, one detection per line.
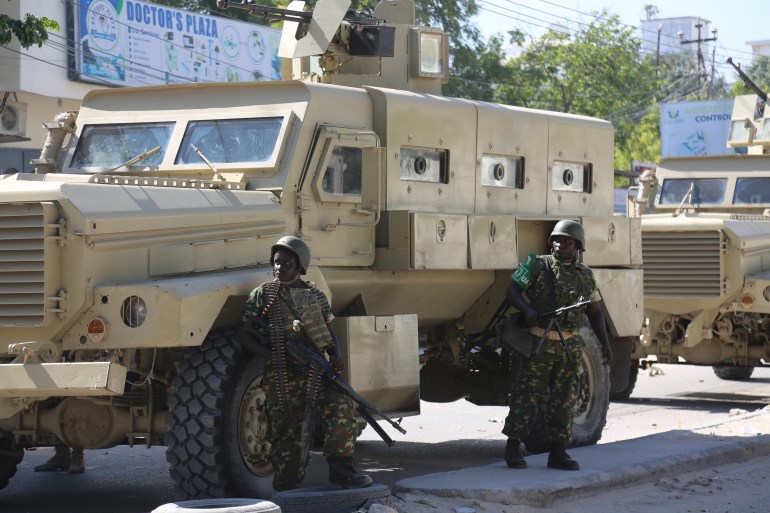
725 57 770 153
218 0 448 93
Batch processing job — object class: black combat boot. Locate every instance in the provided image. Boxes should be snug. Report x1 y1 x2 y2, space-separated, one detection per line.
34 445 71 472
504 438 527 469
68 448 85 474
547 443 580 471
328 457 373 488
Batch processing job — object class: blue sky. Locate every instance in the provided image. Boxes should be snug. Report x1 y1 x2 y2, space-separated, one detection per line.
474 0 764 80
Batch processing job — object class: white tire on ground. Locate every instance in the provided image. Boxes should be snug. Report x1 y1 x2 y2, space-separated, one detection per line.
151 498 281 513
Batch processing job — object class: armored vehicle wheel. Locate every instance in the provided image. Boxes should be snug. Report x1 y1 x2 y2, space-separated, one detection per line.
0 437 24 491
272 484 391 513
713 364 754 381
152 498 280 513
610 360 639 401
523 326 610 454
166 327 273 499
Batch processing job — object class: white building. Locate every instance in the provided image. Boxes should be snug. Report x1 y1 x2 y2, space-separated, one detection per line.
746 40 770 60
640 16 716 71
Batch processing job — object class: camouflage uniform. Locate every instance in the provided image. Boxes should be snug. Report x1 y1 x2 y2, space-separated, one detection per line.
241 279 359 491
502 253 601 445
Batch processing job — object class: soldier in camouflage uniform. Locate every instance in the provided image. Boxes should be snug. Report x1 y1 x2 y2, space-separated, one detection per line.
235 235 372 491
502 220 613 471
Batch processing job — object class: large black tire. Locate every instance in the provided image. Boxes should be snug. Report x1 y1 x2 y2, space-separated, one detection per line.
610 360 639 401
0 437 23 491
272 484 391 513
152 499 280 513
713 364 755 381
166 327 273 499
523 326 610 454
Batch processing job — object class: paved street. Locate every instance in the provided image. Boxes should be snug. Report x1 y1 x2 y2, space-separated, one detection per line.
1 362 769 513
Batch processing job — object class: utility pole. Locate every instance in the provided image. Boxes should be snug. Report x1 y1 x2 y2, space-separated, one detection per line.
679 20 718 96
655 24 662 78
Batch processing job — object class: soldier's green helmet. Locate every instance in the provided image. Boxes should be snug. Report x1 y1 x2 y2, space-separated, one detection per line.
271 235 311 274
548 220 586 251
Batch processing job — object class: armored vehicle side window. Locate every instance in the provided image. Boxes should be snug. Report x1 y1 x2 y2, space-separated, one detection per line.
175 117 282 164
659 178 727 205
71 122 173 168
481 155 524 188
400 147 447 183
552 161 592 193
733 177 770 204
322 147 362 196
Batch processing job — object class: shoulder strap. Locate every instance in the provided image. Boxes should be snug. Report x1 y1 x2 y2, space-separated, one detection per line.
544 255 557 309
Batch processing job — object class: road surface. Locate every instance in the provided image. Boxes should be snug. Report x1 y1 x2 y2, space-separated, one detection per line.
1 362 769 513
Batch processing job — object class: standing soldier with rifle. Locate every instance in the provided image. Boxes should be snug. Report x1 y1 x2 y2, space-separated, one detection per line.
234 235 372 491
502 220 613 471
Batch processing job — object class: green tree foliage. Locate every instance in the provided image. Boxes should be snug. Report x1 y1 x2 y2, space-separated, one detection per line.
0 5 58 48
496 12 657 163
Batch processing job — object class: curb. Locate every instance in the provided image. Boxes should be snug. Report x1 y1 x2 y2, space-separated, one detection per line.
394 413 770 508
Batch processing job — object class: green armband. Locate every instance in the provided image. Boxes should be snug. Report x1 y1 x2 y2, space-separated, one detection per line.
511 252 537 289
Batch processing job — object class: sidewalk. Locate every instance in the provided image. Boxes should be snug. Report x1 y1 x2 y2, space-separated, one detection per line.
393 406 770 509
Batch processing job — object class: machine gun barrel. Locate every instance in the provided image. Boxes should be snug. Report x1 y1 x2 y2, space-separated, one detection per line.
216 0 312 24
727 57 768 103
243 317 406 446
284 337 406 447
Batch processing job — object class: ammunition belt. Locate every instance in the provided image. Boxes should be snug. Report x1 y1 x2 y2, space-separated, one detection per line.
528 326 577 341
303 357 323 418
263 280 289 413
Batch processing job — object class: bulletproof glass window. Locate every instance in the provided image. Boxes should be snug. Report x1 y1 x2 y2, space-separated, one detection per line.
175 117 282 164
754 118 770 145
399 147 447 183
727 119 754 147
321 146 362 196
70 122 173 169
659 178 727 205
481 155 524 188
551 161 592 193
733 177 770 204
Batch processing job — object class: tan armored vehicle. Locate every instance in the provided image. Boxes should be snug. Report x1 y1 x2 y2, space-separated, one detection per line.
0 0 642 498
626 86 770 399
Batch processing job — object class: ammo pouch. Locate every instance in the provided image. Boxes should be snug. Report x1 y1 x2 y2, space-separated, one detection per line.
496 315 536 358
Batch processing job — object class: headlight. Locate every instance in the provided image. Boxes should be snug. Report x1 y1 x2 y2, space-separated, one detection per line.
121 296 147 327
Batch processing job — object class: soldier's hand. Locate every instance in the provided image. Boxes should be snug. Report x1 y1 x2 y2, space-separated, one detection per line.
329 354 345 373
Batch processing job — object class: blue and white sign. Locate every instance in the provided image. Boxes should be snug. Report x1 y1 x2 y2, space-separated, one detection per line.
660 99 734 158
70 0 281 86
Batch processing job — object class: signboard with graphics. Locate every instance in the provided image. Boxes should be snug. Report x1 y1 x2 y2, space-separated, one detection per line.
68 0 281 86
660 99 735 158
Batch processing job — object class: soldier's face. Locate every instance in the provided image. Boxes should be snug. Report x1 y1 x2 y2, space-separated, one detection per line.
552 235 577 260
273 249 300 282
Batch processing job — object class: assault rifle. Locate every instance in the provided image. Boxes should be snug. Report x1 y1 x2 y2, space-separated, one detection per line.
243 317 406 447
531 298 591 361
467 298 590 361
